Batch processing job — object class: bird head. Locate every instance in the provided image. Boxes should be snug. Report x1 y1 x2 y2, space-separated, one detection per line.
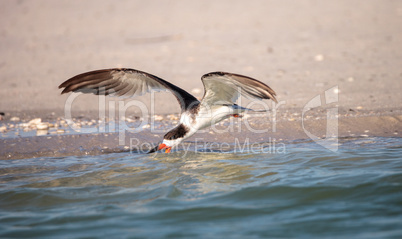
147 139 183 154
157 142 172 153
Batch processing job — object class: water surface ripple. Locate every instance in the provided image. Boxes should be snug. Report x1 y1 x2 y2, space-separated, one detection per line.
1 137 401 238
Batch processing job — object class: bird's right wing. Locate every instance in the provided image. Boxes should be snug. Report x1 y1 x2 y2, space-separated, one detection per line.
59 68 199 112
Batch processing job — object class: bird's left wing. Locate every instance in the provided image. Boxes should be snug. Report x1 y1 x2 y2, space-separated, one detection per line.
201 72 277 105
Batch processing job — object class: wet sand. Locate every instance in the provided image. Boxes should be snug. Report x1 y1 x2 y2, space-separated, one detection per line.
0 107 400 159
0 0 401 159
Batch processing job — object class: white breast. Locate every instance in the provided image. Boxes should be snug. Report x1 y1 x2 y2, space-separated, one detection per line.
182 105 234 132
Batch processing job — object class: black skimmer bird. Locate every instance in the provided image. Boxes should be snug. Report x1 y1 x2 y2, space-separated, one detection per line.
59 68 277 153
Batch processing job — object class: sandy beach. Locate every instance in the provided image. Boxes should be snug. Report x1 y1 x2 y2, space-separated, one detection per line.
0 0 401 159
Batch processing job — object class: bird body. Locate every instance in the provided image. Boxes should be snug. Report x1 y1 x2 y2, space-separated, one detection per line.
59 68 277 153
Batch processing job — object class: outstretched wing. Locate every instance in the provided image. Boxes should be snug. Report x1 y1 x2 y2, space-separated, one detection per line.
59 68 199 112
201 72 277 105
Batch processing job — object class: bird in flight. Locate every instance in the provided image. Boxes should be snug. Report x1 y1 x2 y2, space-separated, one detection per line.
59 68 277 153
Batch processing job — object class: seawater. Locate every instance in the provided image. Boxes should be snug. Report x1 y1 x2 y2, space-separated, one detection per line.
0 137 401 238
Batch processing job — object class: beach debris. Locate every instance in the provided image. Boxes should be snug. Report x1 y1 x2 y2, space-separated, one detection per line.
142 124 150 129
0 126 7 133
347 77 354 82
125 117 135 123
28 118 41 127
314 54 324 61
153 115 164 121
36 123 49 130
10 117 20 122
356 106 363 110
276 69 285 76
37 129 48 136
167 114 179 121
56 129 65 134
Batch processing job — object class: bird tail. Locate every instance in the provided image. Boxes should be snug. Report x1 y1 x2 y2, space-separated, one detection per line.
247 109 270 113
231 104 270 113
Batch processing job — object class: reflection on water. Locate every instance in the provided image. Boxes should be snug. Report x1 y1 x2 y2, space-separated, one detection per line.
0 137 402 238
2 151 259 193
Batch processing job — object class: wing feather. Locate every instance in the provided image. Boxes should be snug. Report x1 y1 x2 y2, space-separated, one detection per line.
201 72 277 105
59 68 199 112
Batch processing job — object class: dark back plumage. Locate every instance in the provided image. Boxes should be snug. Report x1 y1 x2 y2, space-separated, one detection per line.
163 124 189 140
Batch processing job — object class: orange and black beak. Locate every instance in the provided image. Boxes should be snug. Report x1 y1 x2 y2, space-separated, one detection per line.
147 143 172 154
158 143 172 153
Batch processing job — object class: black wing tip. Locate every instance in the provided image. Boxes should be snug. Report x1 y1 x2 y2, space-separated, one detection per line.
59 82 72 94
58 82 75 94
58 68 119 94
262 90 278 103
58 80 71 90
60 88 69 94
270 95 278 103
